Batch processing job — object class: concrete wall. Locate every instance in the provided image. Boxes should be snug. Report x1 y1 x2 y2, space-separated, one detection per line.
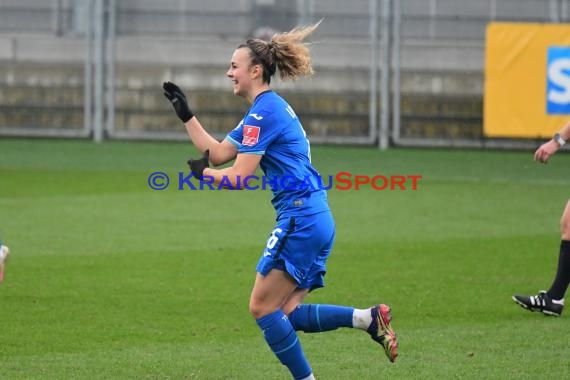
0 30 485 139
2 0 564 140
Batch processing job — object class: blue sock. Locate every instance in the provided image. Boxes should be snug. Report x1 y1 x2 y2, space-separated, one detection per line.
256 309 312 380
289 304 354 333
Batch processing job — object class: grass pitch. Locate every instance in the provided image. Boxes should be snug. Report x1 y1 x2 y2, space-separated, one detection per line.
0 138 569 379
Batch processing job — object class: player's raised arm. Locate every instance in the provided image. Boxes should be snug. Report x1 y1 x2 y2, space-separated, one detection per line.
163 81 237 166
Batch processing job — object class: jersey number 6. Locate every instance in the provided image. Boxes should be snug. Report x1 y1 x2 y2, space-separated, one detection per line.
266 228 283 249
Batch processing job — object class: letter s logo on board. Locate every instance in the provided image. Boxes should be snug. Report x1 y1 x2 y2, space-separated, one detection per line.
546 47 570 114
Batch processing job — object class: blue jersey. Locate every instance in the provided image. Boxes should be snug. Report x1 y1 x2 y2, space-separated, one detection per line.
226 90 330 219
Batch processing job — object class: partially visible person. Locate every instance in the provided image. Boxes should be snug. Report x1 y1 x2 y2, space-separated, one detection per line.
513 121 570 316
0 242 10 283
163 21 398 379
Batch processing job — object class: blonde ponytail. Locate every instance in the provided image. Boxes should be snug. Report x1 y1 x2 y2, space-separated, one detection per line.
240 20 321 84
270 20 321 81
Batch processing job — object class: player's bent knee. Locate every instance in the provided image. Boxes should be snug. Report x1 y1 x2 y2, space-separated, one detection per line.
249 298 273 319
561 221 570 240
561 213 570 240
560 202 570 239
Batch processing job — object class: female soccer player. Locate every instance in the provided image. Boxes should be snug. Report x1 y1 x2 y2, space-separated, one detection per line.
513 121 570 317
163 22 398 379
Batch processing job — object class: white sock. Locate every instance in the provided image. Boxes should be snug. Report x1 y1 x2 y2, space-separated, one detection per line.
300 374 315 380
352 308 372 330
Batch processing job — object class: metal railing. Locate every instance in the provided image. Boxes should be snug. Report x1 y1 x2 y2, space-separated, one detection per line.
0 0 568 148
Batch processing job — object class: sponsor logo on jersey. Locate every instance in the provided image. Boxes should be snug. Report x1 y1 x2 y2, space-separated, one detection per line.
243 125 261 146
249 113 263 120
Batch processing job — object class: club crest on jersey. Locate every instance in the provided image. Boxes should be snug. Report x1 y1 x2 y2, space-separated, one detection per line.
243 125 261 146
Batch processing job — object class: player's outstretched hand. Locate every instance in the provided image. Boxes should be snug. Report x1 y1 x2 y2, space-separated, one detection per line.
187 149 210 179
163 81 194 123
534 140 559 164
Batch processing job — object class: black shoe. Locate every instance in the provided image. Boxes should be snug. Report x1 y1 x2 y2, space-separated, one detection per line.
512 290 564 317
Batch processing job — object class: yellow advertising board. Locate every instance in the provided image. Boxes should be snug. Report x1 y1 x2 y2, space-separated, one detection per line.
484 23 570 138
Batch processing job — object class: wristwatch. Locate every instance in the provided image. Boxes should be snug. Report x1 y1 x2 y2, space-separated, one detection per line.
554 133 566 147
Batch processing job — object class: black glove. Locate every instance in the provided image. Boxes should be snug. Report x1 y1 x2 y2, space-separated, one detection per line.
163 81 194 123
187 149 210 179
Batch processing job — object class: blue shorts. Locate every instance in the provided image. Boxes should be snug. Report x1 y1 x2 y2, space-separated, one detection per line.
256 211 335 291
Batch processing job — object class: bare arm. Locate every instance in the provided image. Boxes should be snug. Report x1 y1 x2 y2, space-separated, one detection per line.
202 153 262 188
534 120 570 163
163 81 237 166
185 117 238 166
